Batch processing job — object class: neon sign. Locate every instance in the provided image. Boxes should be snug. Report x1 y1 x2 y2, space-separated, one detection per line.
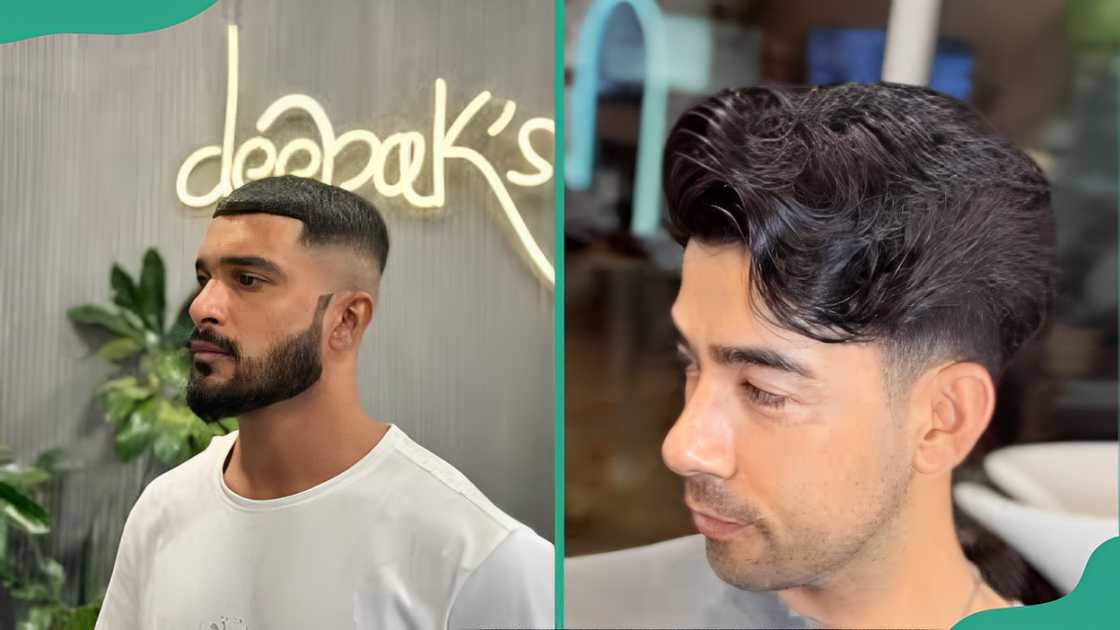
177 24 555 287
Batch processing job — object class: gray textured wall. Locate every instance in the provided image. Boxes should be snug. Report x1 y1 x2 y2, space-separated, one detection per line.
0 0 554 599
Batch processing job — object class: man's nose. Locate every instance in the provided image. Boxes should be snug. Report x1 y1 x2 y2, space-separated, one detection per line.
188 279 227 328
662 377 738 480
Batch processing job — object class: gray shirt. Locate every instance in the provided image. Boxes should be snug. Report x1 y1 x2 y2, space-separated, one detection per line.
565 535 809 629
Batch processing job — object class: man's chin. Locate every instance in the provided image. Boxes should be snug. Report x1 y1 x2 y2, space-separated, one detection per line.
703 534 789 592
186 401 237 423
187 383 237 419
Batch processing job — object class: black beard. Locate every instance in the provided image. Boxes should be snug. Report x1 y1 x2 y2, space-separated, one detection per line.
186 295 332 422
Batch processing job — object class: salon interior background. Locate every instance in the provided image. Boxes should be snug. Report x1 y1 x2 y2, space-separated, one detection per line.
0 0 555 603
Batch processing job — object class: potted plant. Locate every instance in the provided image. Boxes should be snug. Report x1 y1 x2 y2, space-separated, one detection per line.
0 444 99 630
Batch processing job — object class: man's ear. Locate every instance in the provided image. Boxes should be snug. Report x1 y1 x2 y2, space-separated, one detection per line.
910 361 996 475
328 290 375 352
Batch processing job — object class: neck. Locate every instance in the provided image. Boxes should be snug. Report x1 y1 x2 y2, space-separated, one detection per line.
777 476 1011 629
222 362 388 499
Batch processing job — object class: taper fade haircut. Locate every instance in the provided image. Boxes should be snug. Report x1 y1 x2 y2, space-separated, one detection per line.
213 175 390 276
663 83 1057 386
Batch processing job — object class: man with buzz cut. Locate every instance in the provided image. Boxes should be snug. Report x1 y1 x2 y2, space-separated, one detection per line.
567 83 1055 629
97 176 553 630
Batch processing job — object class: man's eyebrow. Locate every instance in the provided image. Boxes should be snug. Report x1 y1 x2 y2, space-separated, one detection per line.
673 318 813 378
194 256 287 279
712 344 814 379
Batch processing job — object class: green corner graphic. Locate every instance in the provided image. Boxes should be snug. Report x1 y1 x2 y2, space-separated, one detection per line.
0 0 216 44
954 537 1120 630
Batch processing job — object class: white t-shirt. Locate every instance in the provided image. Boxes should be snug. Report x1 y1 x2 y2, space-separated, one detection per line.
96 425 554 630
566 535 806 629
566 535 1021 629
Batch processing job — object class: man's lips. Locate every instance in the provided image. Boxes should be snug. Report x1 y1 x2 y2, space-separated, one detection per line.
192 352 228 362
687 502 751 541
188 342 230 361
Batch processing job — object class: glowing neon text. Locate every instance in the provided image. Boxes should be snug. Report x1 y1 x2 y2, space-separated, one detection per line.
177 25 555 287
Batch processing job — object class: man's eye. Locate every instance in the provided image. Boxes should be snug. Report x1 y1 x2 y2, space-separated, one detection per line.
742 382 788 409
197 276 209 288
237 274 260 287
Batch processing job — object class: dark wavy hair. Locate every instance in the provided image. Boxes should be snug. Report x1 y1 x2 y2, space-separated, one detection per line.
214 175 389 274
663 83 1056 385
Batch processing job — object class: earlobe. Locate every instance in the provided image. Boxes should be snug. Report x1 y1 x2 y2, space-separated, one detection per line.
912 362 995 475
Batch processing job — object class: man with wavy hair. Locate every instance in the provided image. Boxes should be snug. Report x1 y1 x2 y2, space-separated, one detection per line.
567 83 1055 629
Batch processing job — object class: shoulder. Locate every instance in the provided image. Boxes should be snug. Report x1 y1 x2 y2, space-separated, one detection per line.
472 526 553 576
366 427 554 616
565 535 794 629
448 528 554 629
376 426 525 542
565 535 714 623
566 534 711 594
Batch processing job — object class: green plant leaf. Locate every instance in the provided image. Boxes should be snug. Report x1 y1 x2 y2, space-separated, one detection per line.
165 290 198 347
0 511 9 564
114 399 158 461
96 377 152 427
58 600 101 630
151 432 188 466
0 464 50 489
21 606 55 630
65 305 140 340
32 448 67 476
96 376 147 397
95 337 142 363
40 558 64 601
150 401 192 465
150 348 190 393
187 416 215 454
100 397 139 428
138 249 166 332
114 307 159 350
0 481 49 535
109 264 139 314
